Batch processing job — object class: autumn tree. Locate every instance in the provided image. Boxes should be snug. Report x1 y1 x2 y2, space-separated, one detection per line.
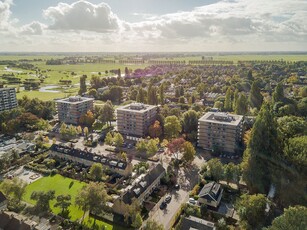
148 120 162 138
104 132 113 145
79 110 95 127
182 141 196 163
167 137 185 162
164 116 181 139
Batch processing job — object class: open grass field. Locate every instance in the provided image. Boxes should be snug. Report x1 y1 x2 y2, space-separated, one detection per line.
23 174 125 230
16 90 67 101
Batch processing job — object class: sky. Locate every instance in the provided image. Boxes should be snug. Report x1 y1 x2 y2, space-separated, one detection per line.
0 0 306 52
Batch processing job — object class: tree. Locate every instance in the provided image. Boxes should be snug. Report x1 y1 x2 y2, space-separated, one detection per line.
31 190 55 213
233 89 239 111
249 81 263 110
89 163 104 181
247 69 253 81
283 136 307 171
79 75 87 95
267 206 307 230
104 132 113 145
0 178 27 203
182 141 196 163
224 163 235 185
113 132 124 148
182 110 198 134
148 120 162 138
131 212 143 229
206 158 224 182
143 219 164 230
235 93 248 115
272 82 284 104
125 67 129 76
277 116 307 143
79 110 95 127
159 83 165 105
164 116 181 139
236 194 267 229
224 87 233 111
99 101 114 126
167 137 185 162
242 103 280 193
83 127 89 138
217 218 228 230
75 182 109 224
146 138 159 157
54 195 71 216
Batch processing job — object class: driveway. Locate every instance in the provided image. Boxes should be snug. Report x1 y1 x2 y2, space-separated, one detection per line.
149 164 200 229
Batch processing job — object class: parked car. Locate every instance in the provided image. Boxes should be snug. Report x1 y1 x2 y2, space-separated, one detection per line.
165 195 172 203
188 198 196 204
127 143 133 149
160 201 167 210
174 184 180 189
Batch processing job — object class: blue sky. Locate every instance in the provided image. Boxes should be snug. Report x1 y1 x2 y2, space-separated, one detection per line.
0 0 306 52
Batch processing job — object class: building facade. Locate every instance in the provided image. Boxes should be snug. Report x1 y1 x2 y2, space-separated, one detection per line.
0 87 18 112
116 103 158 137
112 164 165 215
198 112 243 153
56 96 94 125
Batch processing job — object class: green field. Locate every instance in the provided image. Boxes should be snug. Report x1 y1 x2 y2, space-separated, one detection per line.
16 90 67 101
24 175 123 230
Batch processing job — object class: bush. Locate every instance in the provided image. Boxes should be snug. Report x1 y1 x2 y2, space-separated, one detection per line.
190 184 200 196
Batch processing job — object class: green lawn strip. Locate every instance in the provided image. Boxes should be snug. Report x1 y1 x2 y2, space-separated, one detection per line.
23 175 123 230
16 91 68 101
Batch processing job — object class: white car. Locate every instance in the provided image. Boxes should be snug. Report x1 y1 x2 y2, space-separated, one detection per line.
188 198 197 204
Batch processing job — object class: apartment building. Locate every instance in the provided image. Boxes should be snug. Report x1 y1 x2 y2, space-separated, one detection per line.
0 87 18 112
198 112 243 153
116 103 158 137
56 96 94 125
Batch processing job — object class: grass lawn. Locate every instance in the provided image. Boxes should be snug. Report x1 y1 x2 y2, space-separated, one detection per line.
16 90 68 101
24 174 124 230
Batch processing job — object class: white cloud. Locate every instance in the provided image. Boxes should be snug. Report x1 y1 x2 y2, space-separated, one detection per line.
0 0 306 52
20 21 46 35
43 0 122 32
0 0 13 30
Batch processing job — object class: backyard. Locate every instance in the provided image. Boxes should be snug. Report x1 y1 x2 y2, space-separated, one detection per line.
23 174 124 230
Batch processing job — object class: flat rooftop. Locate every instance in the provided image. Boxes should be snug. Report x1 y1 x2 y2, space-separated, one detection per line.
199 112 243 126
56 96 94 104
0 87 15 91
117 103 157 113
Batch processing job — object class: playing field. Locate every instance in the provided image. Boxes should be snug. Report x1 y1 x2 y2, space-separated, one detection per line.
23 174 124 230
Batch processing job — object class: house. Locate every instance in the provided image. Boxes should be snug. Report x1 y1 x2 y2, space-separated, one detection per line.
198 182 223 208
180 215 216 230
49 144 133 177
0 211 37 230
0 192 8 210
113 164 165 215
